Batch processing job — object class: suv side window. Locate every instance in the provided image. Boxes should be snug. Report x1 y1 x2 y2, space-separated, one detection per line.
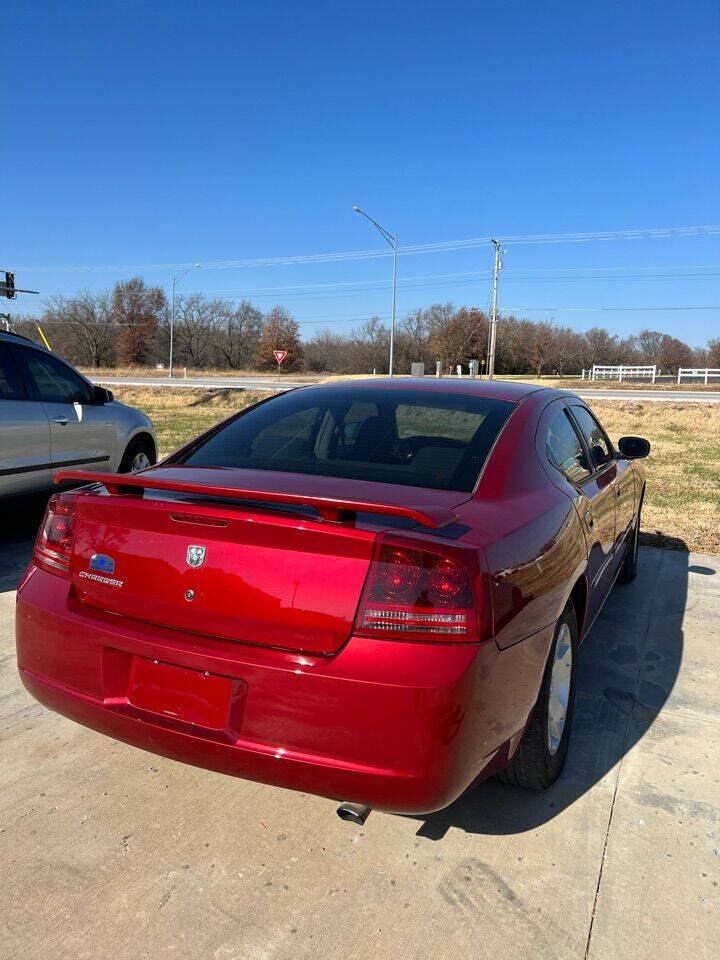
16 347 93 404
546 409 591 483
0 344 28 400
570 405 613 470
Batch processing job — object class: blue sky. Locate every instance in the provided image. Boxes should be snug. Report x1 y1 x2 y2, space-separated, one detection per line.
4 0 720 345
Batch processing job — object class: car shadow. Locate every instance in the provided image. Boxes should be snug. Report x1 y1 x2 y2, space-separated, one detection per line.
411 545 688 838
0 496 47 593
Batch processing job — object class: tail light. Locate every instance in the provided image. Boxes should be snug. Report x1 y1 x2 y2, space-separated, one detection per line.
33 494 77 578
354 535 491 643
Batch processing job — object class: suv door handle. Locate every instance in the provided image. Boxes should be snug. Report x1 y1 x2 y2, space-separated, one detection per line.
585 510 594 529
52 416 69 425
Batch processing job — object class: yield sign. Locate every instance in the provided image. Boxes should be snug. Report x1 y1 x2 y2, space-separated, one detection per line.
273 350 287 364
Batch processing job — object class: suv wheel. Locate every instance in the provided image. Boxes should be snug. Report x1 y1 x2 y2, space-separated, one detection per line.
119 436 156 474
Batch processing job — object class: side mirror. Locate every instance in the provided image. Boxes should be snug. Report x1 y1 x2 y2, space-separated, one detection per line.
618 435 650 460
589 443 611 468
92 385 114 404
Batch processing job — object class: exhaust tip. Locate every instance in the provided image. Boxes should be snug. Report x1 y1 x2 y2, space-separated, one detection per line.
336 802 371 825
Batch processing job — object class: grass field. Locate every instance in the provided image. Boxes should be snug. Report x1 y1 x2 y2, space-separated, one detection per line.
114 387 720 555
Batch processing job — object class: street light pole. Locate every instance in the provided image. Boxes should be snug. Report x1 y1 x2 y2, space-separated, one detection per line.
169 263 200 378
353 206 398 377
390 238 397 377
487 239 503 380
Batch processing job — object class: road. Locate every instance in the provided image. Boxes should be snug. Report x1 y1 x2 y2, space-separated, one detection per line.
93 374 720 402
574 388 720 403
2 522 718 960
94 375 315 392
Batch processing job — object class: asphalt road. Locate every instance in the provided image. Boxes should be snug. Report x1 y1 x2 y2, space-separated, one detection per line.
1 514 717 960
93 374 720 402
94 375 313 392
574 388 720 403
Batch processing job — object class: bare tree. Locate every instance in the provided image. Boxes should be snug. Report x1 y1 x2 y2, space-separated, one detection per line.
658 335 693 373
707 338 720 367
397 309 431 370
254 306 303 371
113 277 166 366
350 317 390 373
213 300 263 369
38 292 116 367
304 329 352 372
526 320 555 376
583 327 620 366
173 294 221 367
9 274 706 381
428 306 487 371
636 329 667 365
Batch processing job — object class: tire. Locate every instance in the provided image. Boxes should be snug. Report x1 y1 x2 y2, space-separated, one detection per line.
617 504 641 584
498 601 578 790
118 435 156 474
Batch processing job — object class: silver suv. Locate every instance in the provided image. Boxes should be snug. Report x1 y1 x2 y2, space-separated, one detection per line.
0 331 156 501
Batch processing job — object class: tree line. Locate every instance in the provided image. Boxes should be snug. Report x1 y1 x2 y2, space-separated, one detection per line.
11 276 720 376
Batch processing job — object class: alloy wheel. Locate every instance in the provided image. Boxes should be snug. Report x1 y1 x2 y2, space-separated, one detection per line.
547 622 573 755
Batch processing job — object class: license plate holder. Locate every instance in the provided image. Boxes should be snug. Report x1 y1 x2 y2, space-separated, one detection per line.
128 656 233 730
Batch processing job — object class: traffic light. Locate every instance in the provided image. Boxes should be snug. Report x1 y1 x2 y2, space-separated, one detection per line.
4 272 16 299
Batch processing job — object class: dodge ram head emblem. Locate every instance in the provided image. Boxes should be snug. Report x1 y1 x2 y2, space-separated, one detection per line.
186 545 206 568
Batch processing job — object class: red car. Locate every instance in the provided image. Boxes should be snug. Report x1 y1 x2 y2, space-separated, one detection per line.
16 379 649 822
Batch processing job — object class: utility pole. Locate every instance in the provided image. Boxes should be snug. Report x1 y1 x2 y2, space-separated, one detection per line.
487 239 503 379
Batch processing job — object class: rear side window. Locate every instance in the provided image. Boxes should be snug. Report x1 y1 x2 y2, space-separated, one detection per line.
0 345 27 400
546 410 590 483
16 348 93 404
178 386 515 492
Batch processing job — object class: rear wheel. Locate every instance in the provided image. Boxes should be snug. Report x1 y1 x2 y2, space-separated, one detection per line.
498 601 578 790
118 435 156 474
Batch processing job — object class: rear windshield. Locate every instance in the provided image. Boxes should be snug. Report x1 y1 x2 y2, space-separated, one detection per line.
177 386 515 492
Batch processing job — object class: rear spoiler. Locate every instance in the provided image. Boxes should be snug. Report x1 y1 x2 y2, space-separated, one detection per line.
53 470 458 530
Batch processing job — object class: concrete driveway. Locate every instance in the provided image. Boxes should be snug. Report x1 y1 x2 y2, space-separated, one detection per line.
1 510 717 960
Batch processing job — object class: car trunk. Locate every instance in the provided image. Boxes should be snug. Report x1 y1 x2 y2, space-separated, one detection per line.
66 468 469 656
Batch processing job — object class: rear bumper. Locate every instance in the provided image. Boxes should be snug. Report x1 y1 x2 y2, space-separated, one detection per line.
16 567 553 814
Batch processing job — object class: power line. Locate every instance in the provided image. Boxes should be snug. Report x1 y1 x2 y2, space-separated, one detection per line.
503 304 720 312
504 262 720 274
14 224 720 274
190 265 720 295
27 267 720 309
504 272 720 283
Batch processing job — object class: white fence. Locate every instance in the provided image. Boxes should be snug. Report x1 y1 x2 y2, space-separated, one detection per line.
584 364 657 383
677 367 720 384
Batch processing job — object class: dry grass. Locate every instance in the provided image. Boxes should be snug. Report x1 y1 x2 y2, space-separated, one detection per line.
585 400 720 554
112 388 720 555
115 388 271 459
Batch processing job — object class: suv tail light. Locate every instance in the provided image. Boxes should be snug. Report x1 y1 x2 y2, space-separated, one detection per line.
33 494 77 578
354 535 491 643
